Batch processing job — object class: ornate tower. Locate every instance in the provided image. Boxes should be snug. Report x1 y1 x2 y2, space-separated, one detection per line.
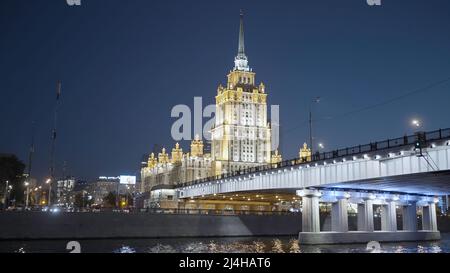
158 148 170 164
271 149 282 164
211 11 272 175
190 134 204 157
147 153 157 168
171 143 183 163
299 143 312 162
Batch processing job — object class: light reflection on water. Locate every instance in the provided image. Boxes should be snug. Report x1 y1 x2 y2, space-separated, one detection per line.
1 233 449 253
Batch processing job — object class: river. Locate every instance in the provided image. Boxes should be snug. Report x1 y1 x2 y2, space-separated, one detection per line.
1 233 449 253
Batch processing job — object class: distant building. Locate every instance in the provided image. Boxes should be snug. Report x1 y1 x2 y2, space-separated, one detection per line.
56 177 76 207
89 177 119 206
146 184 179 209
72 180 89 192
88 176 136 207
67 180 89 207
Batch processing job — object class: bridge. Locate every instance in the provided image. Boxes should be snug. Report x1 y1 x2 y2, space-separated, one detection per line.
176 128 450 244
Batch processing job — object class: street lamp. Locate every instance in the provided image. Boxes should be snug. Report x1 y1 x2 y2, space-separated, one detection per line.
24 181 30 209
411 119 421 128
2 180 9 208
46 178 52 206
318 143 324 150
309 97 321 155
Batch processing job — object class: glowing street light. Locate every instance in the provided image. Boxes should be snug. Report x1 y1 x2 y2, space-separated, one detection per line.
46 178 52 206
24 181 30 209
412 119 421 128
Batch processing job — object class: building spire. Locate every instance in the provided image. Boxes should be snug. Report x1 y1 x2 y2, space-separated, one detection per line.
238 10 245 56
234 10 250 72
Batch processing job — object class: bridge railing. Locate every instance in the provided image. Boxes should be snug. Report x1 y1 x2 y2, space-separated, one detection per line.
178 128 450 188
6 208 297 216
139 208 295 216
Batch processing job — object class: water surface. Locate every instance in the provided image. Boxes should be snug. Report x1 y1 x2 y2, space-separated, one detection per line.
1 233 449 253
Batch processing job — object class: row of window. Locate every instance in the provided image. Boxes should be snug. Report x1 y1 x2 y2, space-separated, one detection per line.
239 76 253 84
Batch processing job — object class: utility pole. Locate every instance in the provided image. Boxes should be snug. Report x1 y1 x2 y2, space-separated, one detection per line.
49 81 62 206
116 180 121 209
25 122 35 209
60 160 67 206
27 122 35 179
309 109 313 155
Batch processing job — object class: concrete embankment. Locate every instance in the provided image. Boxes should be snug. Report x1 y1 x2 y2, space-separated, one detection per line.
0 212 301 240
1 212 449 240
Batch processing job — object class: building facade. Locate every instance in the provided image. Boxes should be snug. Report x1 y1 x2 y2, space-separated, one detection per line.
140 136 213 207
56 177 76 207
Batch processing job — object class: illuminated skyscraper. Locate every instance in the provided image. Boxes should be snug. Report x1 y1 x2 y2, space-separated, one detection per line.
211 11 272 175
140 12 311 208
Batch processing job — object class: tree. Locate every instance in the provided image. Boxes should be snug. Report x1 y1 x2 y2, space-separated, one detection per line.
103 191 117 208
124 192 134 207
0 154 26 206
73 192 92 208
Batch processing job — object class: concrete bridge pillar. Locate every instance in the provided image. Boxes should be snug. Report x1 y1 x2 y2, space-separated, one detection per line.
422 203 438 231
381 200 397 232
331 197 349 232
402 202 418 231
357 198 374 232
300 190 321 233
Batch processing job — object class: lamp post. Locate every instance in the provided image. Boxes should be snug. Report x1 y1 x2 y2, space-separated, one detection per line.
46 178 52 206
2 180 9 208
309 97 321 155
24 181 30 209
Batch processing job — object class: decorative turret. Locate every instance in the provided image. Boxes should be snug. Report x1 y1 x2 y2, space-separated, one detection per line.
190 134 204 157
299 143 312 162
147 152 157 168
259 82 265 93
158 148 170 164
217 84 224 95
171 143 183 163
271 149 282 164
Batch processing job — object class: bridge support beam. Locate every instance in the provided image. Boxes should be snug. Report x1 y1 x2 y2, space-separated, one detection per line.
422 203 438 231
402 202 417 231
331 198 348 232
381 201 397 232
298 192 441 245
357 199 374 232
299 190 321 233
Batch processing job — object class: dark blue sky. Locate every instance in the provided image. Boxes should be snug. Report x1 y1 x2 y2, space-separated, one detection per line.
1 0 450 182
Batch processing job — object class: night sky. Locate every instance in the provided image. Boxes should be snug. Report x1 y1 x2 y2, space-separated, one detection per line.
1 0 450 182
